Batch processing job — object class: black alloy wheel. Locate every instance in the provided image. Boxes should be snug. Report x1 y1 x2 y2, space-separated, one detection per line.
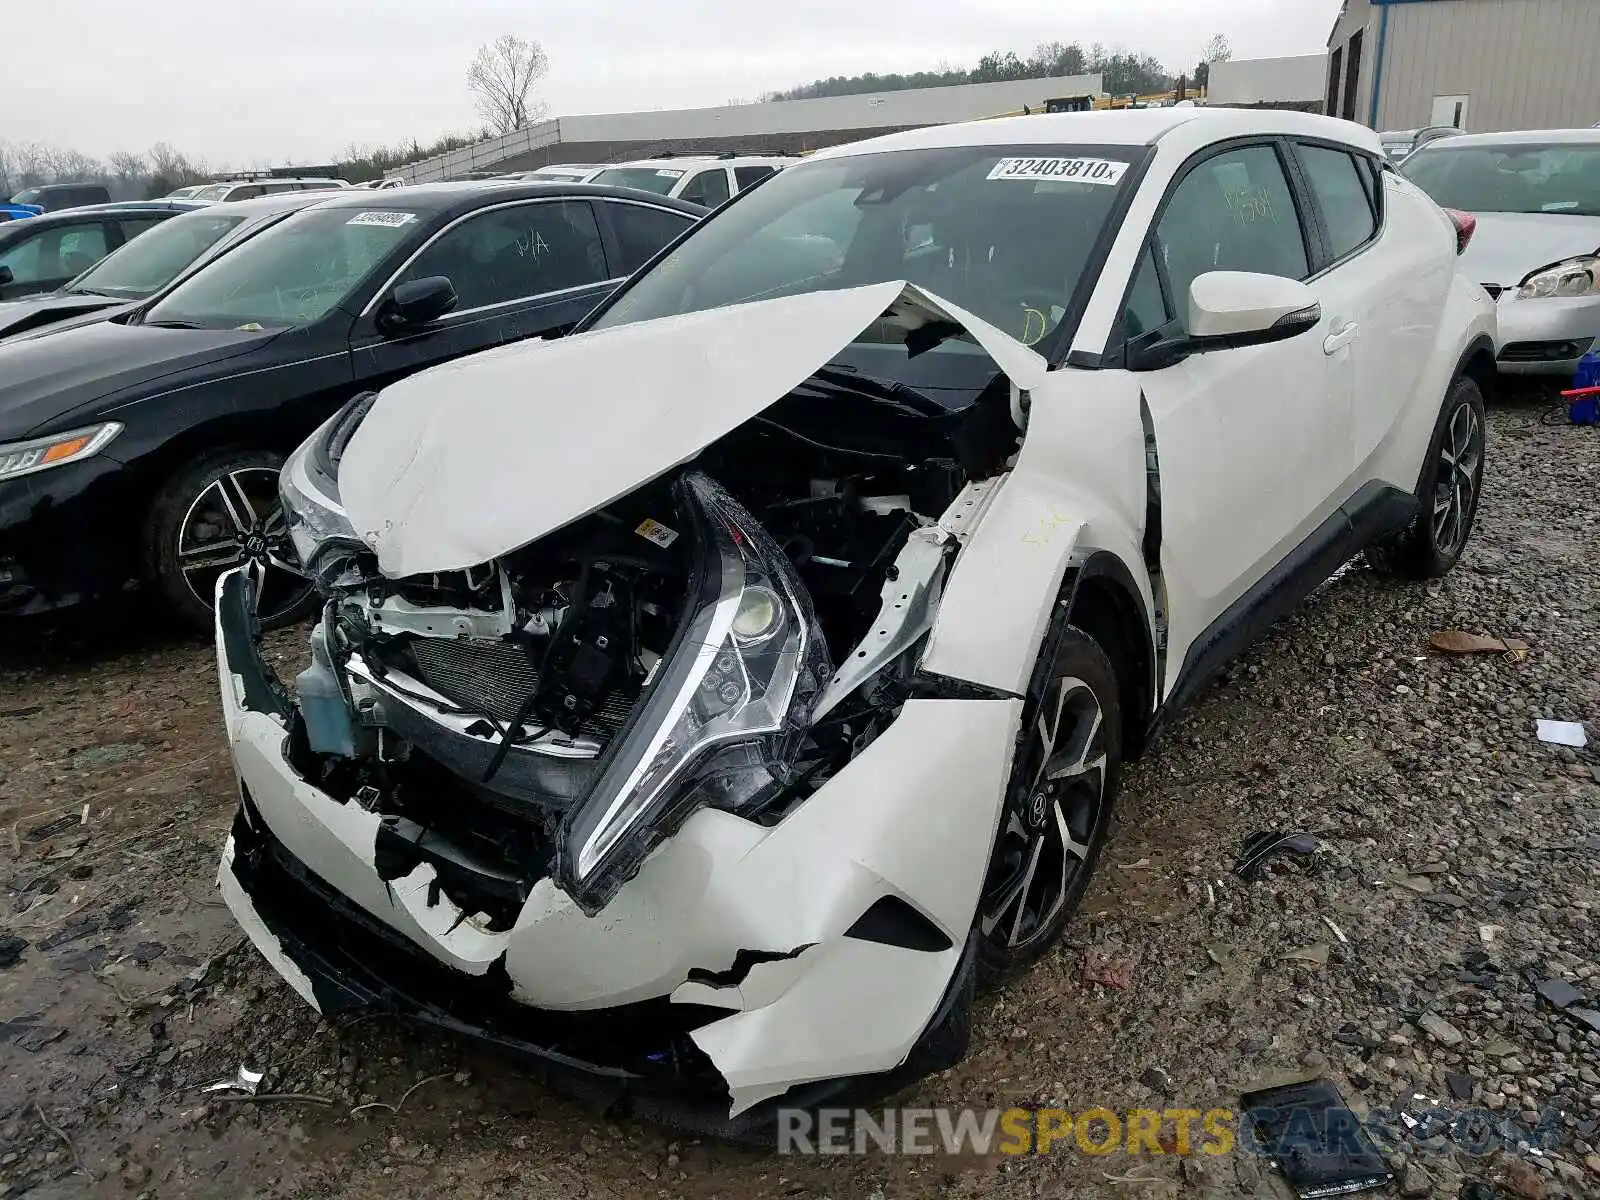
1369 375 1487 579
146 448 318 631
976 621 1121 982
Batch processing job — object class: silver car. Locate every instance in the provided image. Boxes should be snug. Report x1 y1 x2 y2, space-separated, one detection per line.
1404 129 1600 375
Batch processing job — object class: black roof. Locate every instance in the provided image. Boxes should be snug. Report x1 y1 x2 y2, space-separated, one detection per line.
0 202 205 246
305 181 706 217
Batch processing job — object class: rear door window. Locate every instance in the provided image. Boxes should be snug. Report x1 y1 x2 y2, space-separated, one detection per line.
680 168 731 208
601 201 696 272
734 165 776 191
1298 144 1379 261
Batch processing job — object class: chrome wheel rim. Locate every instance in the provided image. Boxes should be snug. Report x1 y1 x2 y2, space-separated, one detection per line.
979 675 1108 951
177 467 309 622
1432 400 1483 558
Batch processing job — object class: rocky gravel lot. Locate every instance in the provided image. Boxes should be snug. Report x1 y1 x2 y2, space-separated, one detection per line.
0 390 1596 1200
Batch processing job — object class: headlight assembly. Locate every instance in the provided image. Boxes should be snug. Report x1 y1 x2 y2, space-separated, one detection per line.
280 423 362 585
1518 256 1600 300
557 472 831 913
0 423 122 482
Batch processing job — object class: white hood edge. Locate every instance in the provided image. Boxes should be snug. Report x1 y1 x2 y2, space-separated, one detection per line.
339 280 1048 578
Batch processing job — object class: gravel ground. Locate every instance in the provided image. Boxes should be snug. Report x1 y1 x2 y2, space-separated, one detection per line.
0 390 1596 1200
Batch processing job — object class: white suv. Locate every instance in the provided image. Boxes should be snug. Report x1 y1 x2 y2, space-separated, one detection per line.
587 153 796 207
189 178 351 202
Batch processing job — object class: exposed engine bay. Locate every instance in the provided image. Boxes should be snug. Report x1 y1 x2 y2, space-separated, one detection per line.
285 363 1018 928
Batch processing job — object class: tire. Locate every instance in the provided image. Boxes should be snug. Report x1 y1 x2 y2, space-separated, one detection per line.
144 447 318 633
1369 375 1487 579
975 615 1122 985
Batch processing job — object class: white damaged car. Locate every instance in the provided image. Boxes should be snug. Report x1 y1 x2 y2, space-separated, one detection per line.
214 108 1495 1134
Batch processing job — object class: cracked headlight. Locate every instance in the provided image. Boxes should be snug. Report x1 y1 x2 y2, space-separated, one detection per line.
279 423 363 587
557 472 831 913
1518 256 1600 299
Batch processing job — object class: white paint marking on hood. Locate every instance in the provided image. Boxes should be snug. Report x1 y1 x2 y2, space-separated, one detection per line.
339 281 1046 578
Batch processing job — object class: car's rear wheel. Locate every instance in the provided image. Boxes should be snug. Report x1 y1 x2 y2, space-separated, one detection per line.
975 618 1121 984
144 448 317 632
1369 375 1486 579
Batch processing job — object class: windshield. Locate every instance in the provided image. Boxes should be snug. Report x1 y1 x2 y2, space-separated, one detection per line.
11 189 40 205
1404 142 1600 216
592 143 1140 350
142 205 416 330
68 209 246 298
589 167 683 195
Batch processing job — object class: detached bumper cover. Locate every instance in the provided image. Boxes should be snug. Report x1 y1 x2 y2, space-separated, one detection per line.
213 570 1019 1124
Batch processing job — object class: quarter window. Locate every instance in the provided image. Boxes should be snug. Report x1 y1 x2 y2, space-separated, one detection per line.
1122 244 1171 340
396 200 607 310
1299 144 1378 260
1154 145 1309 333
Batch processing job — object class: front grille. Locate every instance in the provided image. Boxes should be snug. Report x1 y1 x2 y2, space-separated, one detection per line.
405 638 633 736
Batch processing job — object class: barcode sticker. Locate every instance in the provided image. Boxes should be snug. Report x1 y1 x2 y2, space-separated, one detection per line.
346 211 416 227
635 518 679 548
986 157 1127 185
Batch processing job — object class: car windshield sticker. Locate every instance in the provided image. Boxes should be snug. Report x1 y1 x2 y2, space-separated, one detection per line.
655 169 685 178
986 157 1127 185
635 518 679 548
346 211 416 228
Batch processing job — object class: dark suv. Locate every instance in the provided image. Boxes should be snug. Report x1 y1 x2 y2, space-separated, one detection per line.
9 183 113 212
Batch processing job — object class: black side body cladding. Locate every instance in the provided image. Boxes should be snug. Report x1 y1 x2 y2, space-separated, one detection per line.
1159 481 1416 722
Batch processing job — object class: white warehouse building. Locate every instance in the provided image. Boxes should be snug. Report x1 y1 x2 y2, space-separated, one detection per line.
1326 0 1600 132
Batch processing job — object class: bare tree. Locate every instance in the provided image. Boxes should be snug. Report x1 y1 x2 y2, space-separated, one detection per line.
467 34 550 135
1202 34 1233 65
110 151 147 182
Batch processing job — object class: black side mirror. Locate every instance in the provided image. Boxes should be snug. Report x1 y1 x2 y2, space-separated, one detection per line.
0 265 12 288
377 276 457 334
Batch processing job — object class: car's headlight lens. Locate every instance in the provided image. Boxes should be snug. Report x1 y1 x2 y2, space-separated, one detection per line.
0 423 121 482
1518 256 1600 299
557 472 831 913
280 425 361 586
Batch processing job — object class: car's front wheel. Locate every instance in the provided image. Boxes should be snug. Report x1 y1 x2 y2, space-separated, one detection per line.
975 619 1121 984
144 448 318 632
1370 375 1487 579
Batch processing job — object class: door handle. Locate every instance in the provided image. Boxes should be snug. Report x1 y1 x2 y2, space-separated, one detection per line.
1323 322 1359 355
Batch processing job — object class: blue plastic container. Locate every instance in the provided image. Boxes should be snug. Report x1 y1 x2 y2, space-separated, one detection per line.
1568 350 1600 425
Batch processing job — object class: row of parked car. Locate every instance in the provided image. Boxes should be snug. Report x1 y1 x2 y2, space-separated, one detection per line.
2 123 1596 631
0 175 711 624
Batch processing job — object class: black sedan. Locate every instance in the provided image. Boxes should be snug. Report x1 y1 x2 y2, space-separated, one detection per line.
0 192 344 344
0 183 701 627
0 202 203 301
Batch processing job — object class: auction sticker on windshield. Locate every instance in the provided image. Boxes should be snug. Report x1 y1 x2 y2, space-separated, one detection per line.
346 211 417 228
987 157 1127 185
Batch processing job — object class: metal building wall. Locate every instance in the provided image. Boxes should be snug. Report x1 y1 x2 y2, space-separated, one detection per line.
1375 0 1600 131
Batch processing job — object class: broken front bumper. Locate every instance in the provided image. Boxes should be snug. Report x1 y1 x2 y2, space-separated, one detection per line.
213 570 1020 1130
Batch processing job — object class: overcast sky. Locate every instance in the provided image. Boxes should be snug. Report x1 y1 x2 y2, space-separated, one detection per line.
7 0 1340 167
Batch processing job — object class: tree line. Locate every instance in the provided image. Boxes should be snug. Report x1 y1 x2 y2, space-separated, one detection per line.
764 36 1231 103
0 130 500 201
0 31 548 200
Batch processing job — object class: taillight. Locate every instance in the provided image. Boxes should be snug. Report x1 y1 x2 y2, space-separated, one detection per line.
1443 208 1476 255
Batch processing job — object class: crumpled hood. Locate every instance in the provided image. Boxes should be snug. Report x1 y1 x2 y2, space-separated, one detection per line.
340 281 1046 578
1460 211 1600 287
